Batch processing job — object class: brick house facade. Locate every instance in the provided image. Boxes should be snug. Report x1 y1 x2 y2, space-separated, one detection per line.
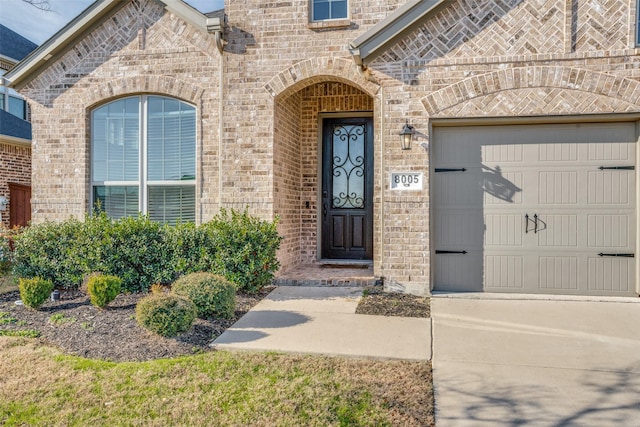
7 0 640 296
0 24 36 229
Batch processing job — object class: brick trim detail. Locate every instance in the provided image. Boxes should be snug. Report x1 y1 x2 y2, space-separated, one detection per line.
82 75 205 109
264 57 380 99
421 66 640 116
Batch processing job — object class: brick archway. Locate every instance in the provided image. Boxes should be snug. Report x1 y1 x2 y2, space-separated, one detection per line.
83 75 205 109
421 66 640 116
265 57 380 100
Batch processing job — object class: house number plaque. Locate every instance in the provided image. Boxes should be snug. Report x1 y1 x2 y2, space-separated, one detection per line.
390 172 423 190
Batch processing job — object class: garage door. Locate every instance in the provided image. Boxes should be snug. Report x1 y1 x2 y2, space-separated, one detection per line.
432 122 637 296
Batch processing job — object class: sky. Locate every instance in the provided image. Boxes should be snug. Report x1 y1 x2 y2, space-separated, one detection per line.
0 0 224 45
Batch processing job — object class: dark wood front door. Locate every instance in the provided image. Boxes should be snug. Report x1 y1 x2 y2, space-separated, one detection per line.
321 118 373 260
9 183 31 228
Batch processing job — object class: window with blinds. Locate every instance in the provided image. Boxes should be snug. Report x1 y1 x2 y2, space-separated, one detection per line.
311 0 347 21
91 96 196 225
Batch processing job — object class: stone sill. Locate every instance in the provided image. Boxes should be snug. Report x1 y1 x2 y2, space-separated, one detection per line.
308 19 352 30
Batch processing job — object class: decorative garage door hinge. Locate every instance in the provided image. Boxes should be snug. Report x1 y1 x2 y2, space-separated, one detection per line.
435 250 468 254
435 168 467 172
598 166 634 170
597 253 634 257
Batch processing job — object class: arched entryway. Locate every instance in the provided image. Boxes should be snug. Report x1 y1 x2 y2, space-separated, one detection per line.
273 80 375 271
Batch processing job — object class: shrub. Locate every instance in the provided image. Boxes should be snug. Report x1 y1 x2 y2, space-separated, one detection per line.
12 219 89 289
204 209 282 293
19 277 54 309
166 222 217 278
136 294 196 337
172 272 236 319
87 274 122 308
98 215 174 292
0 235 11 274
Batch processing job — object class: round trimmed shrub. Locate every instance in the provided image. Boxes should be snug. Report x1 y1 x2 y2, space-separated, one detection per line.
19 277 54 309
87 274 122 308
136 294 196 337
172 272 236 319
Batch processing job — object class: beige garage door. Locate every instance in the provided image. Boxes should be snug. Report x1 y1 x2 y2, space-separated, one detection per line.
433 122 637 296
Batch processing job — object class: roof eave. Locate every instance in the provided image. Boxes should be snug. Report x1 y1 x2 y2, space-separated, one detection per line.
350 0 451 66
0 134 31 147
5 0 209 90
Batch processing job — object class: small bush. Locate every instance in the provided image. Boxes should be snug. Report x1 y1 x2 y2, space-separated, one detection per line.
172 272 236 319
87 274 122 308
0 235 11 274
19 277 54 309
204 208 282 293
136 294 196 337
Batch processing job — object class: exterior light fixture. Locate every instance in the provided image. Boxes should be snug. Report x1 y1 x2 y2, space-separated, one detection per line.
399 121 415 150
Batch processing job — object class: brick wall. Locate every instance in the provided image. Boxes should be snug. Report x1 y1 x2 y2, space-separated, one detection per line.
0 142 31 228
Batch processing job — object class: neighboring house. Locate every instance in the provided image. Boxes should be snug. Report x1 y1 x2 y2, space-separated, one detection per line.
5 0 639 296
0 24 36 228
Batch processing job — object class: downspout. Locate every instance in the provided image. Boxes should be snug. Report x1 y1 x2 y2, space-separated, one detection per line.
379 85 385 284
206 16 227 213
218 44 223 214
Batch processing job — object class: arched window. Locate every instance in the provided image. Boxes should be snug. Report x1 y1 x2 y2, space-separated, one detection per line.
91 95 196 224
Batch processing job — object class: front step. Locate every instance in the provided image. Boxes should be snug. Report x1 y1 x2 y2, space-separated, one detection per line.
273 264 378 287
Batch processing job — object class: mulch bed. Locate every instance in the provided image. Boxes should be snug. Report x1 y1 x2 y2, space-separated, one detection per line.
356 286 430 318
0 285 429 362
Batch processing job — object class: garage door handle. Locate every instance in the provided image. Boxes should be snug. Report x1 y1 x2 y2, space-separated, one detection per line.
525 214 534 234
598 253 634 258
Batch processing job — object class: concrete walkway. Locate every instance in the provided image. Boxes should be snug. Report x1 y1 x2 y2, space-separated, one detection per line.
212 286 431 360
431 295 640 427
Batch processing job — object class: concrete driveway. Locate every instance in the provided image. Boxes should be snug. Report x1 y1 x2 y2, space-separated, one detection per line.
431 295 640 426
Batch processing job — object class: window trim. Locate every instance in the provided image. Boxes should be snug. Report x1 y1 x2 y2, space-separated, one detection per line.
309 0 350 23
90 95 197 223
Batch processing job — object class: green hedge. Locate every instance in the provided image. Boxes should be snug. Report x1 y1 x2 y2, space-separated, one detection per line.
0 235 12 274
12 209 282 293
205 209 282 293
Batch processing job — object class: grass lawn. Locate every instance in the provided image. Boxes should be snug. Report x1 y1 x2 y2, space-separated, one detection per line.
0 274 434 426
0 337 432 426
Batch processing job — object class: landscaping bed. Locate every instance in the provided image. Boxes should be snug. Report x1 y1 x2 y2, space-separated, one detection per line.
0 282 429 362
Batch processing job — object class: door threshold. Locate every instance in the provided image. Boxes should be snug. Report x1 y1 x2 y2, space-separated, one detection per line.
319 260 373 269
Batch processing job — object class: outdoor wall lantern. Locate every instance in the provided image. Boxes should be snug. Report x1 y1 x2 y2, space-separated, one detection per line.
399 121 415 150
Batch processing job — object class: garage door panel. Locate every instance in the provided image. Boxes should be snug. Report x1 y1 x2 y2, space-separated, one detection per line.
435 252 483 292
485 255 524 289
435 211 484 248
434 172 483 207
485 214 524 247
588 257 635 293
538 171 578 204
482 144 524 163
538 256 578 290
588 141 635 161
587 170 634 205
483 170 523 204
537 214 578 247
433 122 637 296
587 214 631 248
539 143 578 162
